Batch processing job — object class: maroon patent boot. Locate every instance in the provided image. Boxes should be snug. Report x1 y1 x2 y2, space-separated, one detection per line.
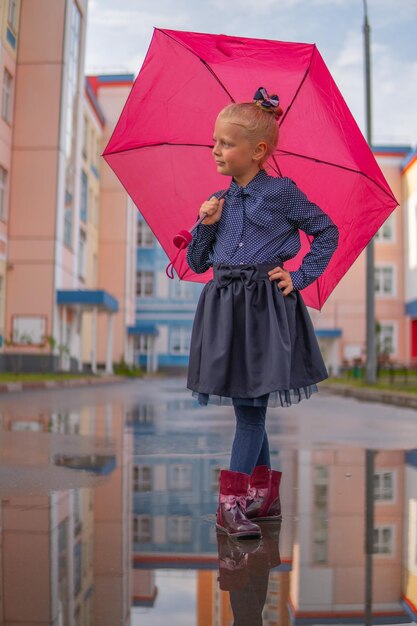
216 469 262 539
246 465 282 522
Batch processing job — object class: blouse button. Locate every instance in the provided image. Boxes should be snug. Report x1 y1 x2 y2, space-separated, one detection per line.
238 242 243 247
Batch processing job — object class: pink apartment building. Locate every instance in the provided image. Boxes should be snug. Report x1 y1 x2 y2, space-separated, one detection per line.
0 0 136 374
309 146 412 374
0 0 19 362
402 149 417 363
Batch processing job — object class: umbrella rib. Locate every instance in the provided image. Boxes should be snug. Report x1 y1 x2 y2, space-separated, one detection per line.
199 59 236 102
159 28 236 103
279 46 315 128
103 142 217 156
277 150 398 203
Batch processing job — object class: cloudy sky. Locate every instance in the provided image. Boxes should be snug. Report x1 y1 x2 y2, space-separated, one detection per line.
85 0 417 146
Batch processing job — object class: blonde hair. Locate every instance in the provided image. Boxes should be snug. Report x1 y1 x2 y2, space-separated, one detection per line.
217 101 282 162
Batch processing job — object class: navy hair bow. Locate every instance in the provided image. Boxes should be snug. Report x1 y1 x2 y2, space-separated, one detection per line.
253 87 280 110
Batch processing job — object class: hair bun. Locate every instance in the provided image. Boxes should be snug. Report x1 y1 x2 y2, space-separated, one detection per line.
273 106 284 120
253 86 283 121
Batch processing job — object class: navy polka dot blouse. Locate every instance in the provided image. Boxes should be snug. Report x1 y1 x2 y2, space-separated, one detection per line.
186 168 339 291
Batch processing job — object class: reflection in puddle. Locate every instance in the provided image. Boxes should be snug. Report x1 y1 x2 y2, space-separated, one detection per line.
0 378 416 624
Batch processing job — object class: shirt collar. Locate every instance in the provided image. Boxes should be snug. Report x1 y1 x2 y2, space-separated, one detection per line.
228 168 270 197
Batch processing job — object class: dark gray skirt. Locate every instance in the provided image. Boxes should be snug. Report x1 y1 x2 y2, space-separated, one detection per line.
187 263 328 408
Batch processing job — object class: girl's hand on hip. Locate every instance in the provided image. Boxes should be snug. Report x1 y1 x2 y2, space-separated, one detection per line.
199 197 225 225
268 266 294 296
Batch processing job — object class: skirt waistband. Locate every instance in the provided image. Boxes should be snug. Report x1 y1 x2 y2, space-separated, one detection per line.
213 262 283 288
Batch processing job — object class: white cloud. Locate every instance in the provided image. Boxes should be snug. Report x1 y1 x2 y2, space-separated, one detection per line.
330 29 417 144
209 0 304 14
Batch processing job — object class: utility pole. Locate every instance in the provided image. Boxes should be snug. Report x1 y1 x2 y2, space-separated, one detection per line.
363 7 375 624
364 0 376 385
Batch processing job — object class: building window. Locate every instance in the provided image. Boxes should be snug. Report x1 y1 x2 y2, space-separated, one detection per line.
135 334 152 354
80 171 88 222
133 515 151 543
2 69 13 124
170 327 191 355
78 230 87 279
373 525 394 555
8 0 18 33
133 465 152 492
378 323 396 356
129 404 154 423
58 519 69 581
136 271 154 297
74 542 82 596
82 116 88 158
168 516 192 543
171 279 194 300
374 471 394 502
170 464 192 490
63 2 81 221
0 166 7 220
212 466 221 492
137 221 154 248
312 465 328 564
64 209 73 248
375 213 394 242
374 266 395 296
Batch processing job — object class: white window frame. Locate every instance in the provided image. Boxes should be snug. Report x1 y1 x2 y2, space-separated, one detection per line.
64 208 73 248
170 464 192 491
136 271 154 298
134 334 152 354
133 465 152 492
8 0 18 33
137 221 154 248
378 321 398 357
374 264 396 297
82 115 88 159
211 466 221 492
375 212 395 243
167 516 192 543
133 515 152 543
0 166 7 220
373 524 395 556
2 69 13 124
374 469 395 504
80 170 88 222
77 229 87 280
312 465 329 565
169 327 191 355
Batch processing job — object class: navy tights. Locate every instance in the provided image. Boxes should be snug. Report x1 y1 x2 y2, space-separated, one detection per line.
229 404 271 475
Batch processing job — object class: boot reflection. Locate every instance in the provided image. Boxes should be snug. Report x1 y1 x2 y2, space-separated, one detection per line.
217 522 282 625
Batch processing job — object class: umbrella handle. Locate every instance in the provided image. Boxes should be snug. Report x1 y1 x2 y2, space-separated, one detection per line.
172 212 208 249
166 191 227 279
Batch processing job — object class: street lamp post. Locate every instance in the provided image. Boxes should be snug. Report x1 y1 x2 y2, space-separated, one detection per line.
364 0 376 385
363 6 375 625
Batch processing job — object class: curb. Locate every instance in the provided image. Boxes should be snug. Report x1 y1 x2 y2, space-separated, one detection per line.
318 382 417 410
0 376 131 394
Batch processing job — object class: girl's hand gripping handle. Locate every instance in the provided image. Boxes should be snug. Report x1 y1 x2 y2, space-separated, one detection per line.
198 195 225 226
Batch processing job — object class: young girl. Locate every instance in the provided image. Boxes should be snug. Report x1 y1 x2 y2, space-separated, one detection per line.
186 87 339 539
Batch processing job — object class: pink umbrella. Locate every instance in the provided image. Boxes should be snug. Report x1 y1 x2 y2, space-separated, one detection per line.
103 28 397 310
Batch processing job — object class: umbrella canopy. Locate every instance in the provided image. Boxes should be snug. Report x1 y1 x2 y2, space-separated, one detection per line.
103 28 397 310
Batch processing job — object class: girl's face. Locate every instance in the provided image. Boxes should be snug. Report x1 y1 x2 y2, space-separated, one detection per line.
212 118 265 181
